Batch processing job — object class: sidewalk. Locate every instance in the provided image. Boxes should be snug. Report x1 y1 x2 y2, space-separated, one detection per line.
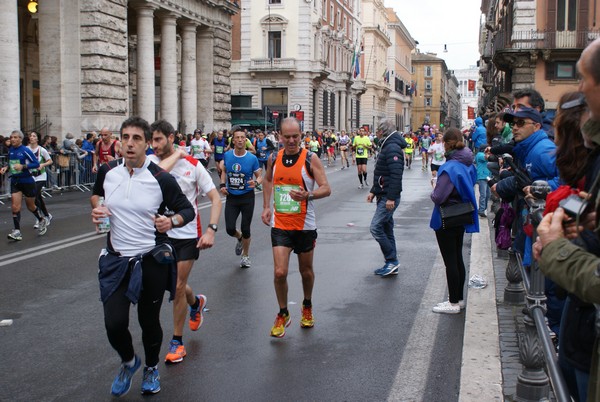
459 215 524 401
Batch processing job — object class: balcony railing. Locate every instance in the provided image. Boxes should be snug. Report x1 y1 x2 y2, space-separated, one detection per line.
249 58 297 71
493 29 600 52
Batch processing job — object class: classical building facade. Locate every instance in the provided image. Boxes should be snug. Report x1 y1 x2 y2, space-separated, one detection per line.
454 66 479 128
360 0 390 131
230 0 365 133
446 72 461 129
479 0 600 115
385 8 415 132
410 52 450 129
3 0 236 140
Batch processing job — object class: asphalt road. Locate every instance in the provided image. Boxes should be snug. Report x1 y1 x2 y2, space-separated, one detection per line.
0 155 467 401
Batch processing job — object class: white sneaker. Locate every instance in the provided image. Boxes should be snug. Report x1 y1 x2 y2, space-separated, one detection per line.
33 221 39 229
38 218 47 236
458 300 466 310
432 301 460 314
45 214 53 226
358 184 363 189
240 255 251 269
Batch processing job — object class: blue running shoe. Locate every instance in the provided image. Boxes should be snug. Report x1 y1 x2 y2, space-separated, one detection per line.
141 367 161 395
374 264 387 275
379 262 399 277
111 355 141 397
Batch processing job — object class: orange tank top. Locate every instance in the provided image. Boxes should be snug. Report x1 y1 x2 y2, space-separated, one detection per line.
272 149 316 230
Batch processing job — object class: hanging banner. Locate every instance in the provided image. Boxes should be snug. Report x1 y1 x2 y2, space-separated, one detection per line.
467 106 475 120
468 80 476 92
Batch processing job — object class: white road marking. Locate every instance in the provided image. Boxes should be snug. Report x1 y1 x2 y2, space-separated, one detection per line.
0 200 218 267
388 252 447 401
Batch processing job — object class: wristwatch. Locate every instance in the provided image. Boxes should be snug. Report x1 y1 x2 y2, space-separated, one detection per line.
207 223 218 232
307 192 314 201
171 215 181 227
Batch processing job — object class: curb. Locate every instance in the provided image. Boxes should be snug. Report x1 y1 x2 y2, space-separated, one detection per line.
459 216 504 401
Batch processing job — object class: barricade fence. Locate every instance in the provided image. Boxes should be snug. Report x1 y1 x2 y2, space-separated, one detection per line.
507 181 570 402
0 153 96 202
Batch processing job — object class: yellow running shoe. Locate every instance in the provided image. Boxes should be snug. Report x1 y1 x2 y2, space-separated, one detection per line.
300 306 314 328
270 313 291 338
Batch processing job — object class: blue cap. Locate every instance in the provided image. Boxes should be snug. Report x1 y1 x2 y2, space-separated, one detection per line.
503 107 542 124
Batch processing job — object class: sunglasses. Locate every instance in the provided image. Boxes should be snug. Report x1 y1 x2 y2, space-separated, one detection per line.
509 119 536 128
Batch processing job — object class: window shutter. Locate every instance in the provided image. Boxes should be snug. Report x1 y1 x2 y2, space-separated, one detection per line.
547 0 557 32
545 62 555 80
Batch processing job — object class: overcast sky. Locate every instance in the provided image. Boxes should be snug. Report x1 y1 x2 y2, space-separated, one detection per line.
385 0 483 70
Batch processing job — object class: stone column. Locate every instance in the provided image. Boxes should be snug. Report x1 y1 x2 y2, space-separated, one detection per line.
180 21 197 134
159 12 177 126
39 0 82 139
197 27 214 132
340 90 347 132
135 4 156 123
0 1 20 132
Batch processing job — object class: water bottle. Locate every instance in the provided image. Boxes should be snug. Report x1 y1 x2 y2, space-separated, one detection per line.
98 196 110 234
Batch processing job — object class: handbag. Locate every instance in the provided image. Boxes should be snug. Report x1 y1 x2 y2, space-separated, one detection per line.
440 202 474 229
57 154 70 168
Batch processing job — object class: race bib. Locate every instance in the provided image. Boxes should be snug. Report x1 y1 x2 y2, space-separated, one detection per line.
357 148 364 155
9 159 20 174
274 184 301 214
227 172 246 190
435 152 444 161
216 145 224 154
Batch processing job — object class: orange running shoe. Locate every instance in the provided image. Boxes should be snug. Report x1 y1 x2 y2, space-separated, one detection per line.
165 340 186 364
300 305 314 328
189 294 207 331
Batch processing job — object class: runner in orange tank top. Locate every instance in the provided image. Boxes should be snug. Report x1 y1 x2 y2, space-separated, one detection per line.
261 117 331 338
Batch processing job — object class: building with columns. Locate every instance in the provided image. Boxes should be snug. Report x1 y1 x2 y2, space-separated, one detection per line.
385 8 415 132
3 0 237 140
454 66 479 129
230 0 365 133
360 0 391 131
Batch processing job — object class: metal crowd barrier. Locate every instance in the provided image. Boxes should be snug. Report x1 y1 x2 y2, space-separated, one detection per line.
49 152 93 192
504 181 570 402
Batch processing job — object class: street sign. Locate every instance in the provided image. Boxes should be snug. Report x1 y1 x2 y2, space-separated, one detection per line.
273 111 279 118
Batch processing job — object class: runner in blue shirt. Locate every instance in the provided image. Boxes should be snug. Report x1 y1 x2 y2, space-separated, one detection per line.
211 130 227 177
0 130 48 240
219 127 262 268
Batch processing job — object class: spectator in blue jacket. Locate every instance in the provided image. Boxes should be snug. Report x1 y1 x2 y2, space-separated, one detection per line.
471 116 487 150
367 119 407 277
475 145 491 217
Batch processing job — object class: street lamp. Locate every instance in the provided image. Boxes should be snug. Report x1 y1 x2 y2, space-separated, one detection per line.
27 1 38 14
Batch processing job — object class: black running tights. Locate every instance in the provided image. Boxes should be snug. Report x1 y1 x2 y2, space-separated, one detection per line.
103 257 168 367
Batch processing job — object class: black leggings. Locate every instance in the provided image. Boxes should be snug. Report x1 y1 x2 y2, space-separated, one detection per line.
435 226 466 304
103 257 168 367
225 192 255 239
34 181 49 217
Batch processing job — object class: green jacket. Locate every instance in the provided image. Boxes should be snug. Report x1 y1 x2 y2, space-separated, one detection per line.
539 237 600 401
539 238 600 304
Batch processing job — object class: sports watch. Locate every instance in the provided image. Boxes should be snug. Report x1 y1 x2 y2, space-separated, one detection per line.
171 215 181 227
207 223 218 232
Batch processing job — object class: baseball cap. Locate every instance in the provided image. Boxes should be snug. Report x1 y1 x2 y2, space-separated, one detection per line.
503 107 542 124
